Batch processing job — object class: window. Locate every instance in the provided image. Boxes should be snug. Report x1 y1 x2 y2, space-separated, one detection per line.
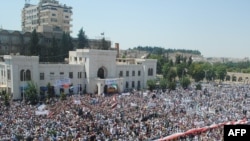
138 81 141 89
65 15 69 18
50 72 54 75
119 71 123 77
26 70 31 81
97 68 105 79
51 18 57 22
132 71 135 76
60 72 64 76
74 57 77 61
7 69 11 80
126 81 129 88
132 81 135 88
69 72 73 79
20 70 25 81
84 72 87 78
148 68 153 76
78 72 82 78
138 71 141 76
126 71 129 77
52 13 56 16
40 73 44 80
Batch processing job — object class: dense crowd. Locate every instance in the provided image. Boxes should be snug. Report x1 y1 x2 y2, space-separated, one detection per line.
0 82 249 141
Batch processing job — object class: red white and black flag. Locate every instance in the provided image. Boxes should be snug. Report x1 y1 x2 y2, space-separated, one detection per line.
111 95 118 109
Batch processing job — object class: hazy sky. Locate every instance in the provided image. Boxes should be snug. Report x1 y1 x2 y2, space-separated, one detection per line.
0 0 249 58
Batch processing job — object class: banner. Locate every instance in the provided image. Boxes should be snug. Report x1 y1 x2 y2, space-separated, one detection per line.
54 78 71 86
35 110 49 115
105 79 117 85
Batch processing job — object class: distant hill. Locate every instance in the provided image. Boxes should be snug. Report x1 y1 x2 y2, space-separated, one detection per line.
119 46 202 59
132 46 201 55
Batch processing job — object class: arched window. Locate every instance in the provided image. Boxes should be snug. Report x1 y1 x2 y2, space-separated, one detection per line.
97 68 105 79
20 70 25 81
148 68 153 76
26 69 31 81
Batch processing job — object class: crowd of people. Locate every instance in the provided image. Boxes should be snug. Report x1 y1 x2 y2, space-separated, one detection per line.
0 82 249 141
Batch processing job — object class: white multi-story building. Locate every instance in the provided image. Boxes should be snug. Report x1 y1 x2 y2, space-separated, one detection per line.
22 0 72 33
0 49 157 100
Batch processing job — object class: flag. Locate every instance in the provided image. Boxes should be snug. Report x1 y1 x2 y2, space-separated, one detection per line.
112 95 117 102
111 95 118 109
111 102 118 109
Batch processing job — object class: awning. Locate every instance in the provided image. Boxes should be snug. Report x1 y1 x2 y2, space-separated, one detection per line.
108 84 117 89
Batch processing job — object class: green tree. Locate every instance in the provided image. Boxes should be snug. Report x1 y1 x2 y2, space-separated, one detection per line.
147 79 156 91
169 59 174 67
29 29 39 56
181 77 191 89
59 33 68 61
216 65 227 81
175 54 181 64
159 78 168 89
66 33 74 51
162 63 171 79
49 36 59 62
167 81 176 91
187 56 193 66
189 63 205 82
25 81 39 105
167 68 177 82
176 63 187 80
101 38 110 50
196 83 202 90
149 54 166 74
4 93 10 106
77 28 88 49
60 92 67 100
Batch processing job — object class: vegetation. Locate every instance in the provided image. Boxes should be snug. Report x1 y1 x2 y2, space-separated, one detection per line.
0 90 10 106
147 79 156 91
100 38 110 50
25 81 39 105
180 77 191 89
133 46 201 55
77 28 88 49
159 78 168 89
196 83 202 90
29 29 40 56
60 92 67 100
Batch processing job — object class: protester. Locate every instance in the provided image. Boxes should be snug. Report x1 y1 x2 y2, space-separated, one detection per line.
0 82 248 140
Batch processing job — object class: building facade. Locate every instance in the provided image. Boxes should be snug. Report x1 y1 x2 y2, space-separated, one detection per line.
0 49 157 100
22 0 72 33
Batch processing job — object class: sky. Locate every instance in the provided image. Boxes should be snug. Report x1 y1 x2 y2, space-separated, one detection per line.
0 0 250 58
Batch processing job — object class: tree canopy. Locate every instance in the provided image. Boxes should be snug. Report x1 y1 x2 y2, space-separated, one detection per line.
77 28 88 49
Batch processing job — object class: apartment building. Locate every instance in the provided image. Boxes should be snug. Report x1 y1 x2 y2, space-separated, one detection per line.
22 0 72 33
